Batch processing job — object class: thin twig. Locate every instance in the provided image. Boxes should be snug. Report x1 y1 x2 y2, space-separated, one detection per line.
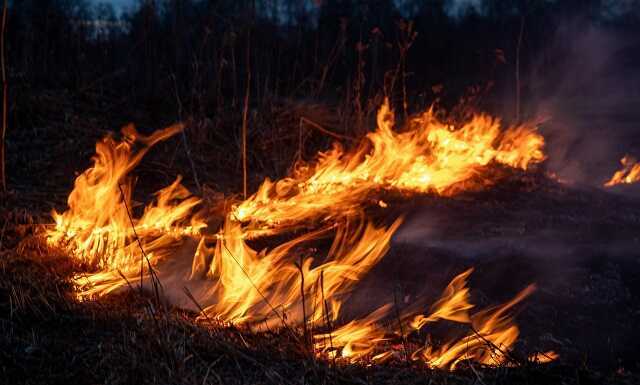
468 360 487 385
241 31 251 199
117 183 163 306
171 73 202 193
0 0 7 193
0 216 7 249
117 269 136 293
183 286 222 336
183 286 208 316
299 117 355 142
296 257 309 349
320 271 335 368
220 241 300 343
393 285 409 362
469 324 522 367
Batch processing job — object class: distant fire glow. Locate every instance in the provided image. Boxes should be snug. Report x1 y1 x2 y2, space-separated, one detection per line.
605 155 640 187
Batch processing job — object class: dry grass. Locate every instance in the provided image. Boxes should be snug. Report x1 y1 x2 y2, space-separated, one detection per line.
0 202 638 385
2 83 639 385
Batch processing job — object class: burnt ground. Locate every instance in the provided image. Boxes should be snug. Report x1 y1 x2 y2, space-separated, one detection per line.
2 170 640 384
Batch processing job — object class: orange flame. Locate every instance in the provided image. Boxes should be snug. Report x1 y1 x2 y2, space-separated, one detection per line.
314 269 539 369
415 284 535 369
47 123 205 270
47 100 554 369
191 217 401 326
233 99 544 231
604 155 640 187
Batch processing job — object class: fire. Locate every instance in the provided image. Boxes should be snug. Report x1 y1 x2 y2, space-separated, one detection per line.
314 303 393 363
604 155 640 186
232 99 544 231
194 217 401 326
47 123 205 270
314 269 546 369
414 283 535 369
46 99 554 369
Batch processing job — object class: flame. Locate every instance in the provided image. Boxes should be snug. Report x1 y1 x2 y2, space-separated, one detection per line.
415 284 536 369
193 216 401 326
232 99 544 231
410 268 474 329
314 269 538 369
314 303 393 363
47 123 205 270
529 351 559 363
47 100 555 369
604 155 640 186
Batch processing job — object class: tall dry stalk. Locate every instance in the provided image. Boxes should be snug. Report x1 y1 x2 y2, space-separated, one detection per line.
296 257 309 349
515 15 525 123
0 0 6 193
241 33 251 199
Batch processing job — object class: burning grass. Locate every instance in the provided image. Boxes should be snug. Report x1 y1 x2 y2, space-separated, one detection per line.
2 202 639 384
40 99 555 369
3 96 640 383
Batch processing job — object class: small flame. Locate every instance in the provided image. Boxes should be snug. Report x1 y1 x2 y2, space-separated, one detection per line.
604 155 640 187
416 284 536 369
314 269 539 369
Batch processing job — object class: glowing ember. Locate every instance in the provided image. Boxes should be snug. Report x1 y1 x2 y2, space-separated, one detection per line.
47 100 554 369
604 155 640 187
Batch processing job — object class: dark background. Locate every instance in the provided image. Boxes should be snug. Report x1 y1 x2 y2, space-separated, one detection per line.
6 0 640 194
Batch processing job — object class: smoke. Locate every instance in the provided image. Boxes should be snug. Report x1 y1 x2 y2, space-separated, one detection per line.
442 0 640 21
600 0 640 20
526 18 640 187
389 193 640 314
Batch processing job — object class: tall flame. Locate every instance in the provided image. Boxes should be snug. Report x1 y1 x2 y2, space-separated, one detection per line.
47 100 554 369
48 123 205 270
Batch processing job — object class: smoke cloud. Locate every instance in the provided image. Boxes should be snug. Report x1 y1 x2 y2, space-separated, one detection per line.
526 18 640 187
